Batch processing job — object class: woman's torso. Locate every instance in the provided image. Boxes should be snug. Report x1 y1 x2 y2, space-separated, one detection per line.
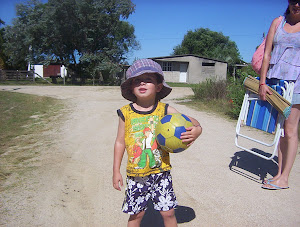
267 16 300 92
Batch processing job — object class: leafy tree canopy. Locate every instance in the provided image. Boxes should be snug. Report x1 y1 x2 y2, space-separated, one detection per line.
173 28 242 65
0 19 9 69
3 0 139 80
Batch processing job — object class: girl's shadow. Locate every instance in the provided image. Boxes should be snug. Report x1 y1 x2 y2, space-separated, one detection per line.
229 149 278 183
141 201 195 227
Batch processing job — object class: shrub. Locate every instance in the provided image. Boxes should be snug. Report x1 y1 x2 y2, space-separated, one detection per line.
226 74 247 118
192 74 248 119
192 78 228 100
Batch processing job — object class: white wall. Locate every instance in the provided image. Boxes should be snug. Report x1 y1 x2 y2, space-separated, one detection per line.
60 65 67 78
34 65 44 78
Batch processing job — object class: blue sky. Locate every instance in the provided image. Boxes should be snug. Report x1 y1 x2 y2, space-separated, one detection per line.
0 0 288 64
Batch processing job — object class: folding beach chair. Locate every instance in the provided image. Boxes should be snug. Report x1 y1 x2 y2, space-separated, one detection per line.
235 78 294 160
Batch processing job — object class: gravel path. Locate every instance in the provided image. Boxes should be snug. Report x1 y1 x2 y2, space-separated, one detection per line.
0 85 299 227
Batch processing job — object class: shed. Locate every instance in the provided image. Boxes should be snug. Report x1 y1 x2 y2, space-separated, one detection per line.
151 54 228 84
28 64 67 78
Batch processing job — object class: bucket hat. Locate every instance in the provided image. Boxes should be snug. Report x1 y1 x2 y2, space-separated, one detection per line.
121 59 172 102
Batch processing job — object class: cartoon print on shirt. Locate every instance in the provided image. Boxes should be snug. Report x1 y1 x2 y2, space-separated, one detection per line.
132 140 143 164
132 117 162 169
151 139 162 168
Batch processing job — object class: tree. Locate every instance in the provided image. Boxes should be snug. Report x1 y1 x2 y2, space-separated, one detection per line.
4 0 139 83
0 19 6 69
173 28 241 66
0 19 15 70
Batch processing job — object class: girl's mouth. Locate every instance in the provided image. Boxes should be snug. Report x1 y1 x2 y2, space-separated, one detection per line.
139 88 147 93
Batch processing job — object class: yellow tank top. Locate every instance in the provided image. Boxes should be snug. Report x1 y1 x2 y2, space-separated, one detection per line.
117 102 172 177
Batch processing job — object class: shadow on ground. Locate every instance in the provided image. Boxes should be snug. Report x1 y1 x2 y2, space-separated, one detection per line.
141 201 195 227
229 149 278 183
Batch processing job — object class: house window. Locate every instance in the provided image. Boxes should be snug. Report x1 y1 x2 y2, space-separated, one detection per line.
162 62 172 71
202 62 215 66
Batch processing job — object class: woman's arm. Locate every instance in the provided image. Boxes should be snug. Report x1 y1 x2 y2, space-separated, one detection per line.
259 17 281 100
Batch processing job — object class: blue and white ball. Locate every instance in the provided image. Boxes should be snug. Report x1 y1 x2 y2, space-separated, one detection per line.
156 113 193 153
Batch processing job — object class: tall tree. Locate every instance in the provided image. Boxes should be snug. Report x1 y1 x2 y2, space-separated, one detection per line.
173 28 241 66
0 19 6 69
4 0 45 70
4 0 139 82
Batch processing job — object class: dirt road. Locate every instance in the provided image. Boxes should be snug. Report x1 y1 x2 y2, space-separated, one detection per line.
0 85 299 227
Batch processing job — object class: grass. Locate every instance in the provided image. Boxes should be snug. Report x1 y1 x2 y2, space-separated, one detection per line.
0 79 201 87
0 91 64 189
0 78 52 85
184 78 237 119
167 82 197 88
179 97 235 120
167 81 235 118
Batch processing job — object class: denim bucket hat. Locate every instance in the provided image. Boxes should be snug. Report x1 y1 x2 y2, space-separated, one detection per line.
121 59 172 102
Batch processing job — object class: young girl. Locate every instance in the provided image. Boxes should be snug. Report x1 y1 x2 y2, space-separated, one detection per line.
260 0 300 190
113 59 202 226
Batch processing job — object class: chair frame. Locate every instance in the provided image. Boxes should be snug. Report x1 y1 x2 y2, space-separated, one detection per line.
235 80 294 160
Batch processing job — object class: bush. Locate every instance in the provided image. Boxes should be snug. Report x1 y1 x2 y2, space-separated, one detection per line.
192 78 228 100
192 74 248 119
226 74 247 118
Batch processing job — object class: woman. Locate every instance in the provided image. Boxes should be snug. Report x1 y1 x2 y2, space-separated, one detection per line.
259 0 300 190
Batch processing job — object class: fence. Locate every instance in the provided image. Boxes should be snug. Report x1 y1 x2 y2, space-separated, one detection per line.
0 70 35 82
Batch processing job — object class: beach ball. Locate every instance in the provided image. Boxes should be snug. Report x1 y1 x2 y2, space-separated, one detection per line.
156 113 193 153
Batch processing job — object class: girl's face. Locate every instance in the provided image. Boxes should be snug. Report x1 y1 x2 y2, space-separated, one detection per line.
131 73 163 101
289 0 300 15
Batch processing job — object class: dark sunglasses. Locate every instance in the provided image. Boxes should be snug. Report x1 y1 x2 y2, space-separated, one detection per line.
289 0 300 5
131 77 156 86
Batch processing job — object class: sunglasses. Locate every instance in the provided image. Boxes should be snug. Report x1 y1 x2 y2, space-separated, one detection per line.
131 77 156 86
289 0 300 5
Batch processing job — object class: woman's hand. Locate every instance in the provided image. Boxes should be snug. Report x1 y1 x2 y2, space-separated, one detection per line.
259 84 272 101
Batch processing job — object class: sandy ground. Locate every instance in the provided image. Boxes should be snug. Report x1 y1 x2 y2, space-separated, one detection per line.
0 85 299 227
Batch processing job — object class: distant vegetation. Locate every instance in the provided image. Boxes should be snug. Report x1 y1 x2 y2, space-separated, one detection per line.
173 28 243 68
175 65 253 119
0 0 139 83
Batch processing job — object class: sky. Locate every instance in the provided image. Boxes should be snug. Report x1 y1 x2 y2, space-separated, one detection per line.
0 0 288 64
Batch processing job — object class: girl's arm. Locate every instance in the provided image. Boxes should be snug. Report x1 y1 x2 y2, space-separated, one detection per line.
113 117 126 191
167 106 202 146
259 17 281 100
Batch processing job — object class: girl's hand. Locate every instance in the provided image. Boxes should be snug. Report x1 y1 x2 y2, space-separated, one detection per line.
180 125 202 146
113 172 123 191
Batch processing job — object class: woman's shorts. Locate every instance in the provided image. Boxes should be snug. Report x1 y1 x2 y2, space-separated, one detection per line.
292 93 300 105
122 171 177 215
267 78 300 105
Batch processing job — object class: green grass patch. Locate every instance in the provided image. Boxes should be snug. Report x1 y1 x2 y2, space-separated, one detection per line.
0 77 120 86
179 97 235 120
0 78 200 87
188 78 237 119
167 82 197 88
0 91 63 150
0 91 64 188
0 77 53 85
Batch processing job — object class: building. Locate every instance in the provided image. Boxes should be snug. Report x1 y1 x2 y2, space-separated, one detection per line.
28 64 67 78
150 54 228 84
